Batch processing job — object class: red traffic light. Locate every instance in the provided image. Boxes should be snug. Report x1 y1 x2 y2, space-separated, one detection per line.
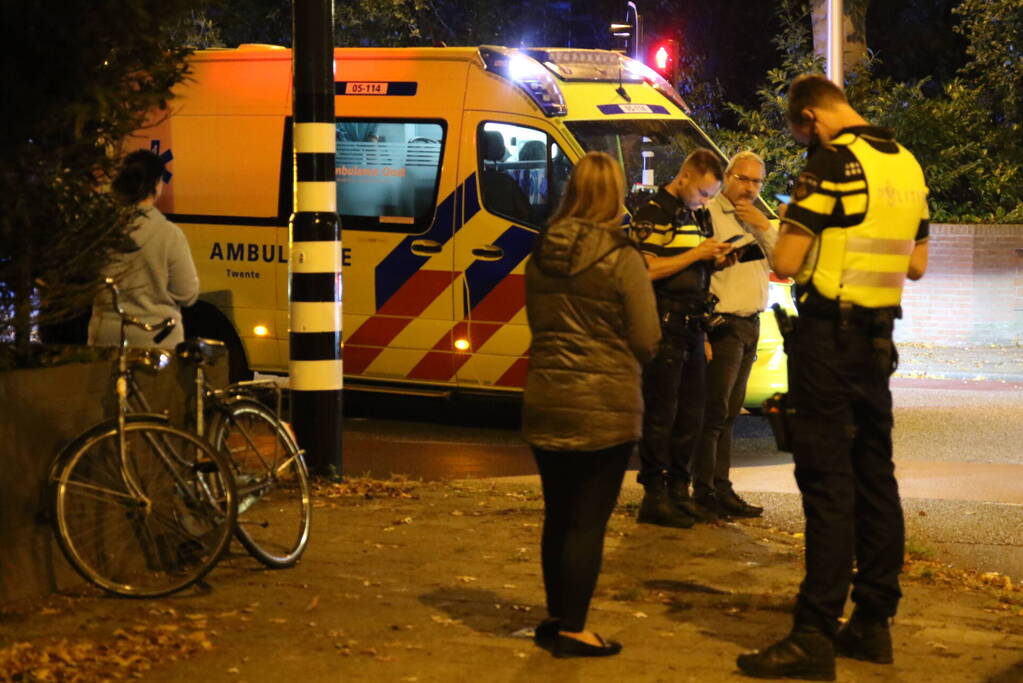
646 39 679 80
654 45 670 71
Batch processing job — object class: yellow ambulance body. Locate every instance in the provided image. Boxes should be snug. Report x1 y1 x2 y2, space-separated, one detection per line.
128 44 790 405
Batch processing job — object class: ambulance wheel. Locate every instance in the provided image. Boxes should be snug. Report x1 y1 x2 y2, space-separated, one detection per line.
182 304 252 383
223 334 252 383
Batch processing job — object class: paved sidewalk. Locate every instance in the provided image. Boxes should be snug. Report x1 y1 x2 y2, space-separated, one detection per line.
2 479 1022 682
895 343 1023 383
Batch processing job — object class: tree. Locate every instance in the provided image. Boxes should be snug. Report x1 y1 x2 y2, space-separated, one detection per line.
206 0 291 47
703 0 821 201
954 0 1023 129
715 0 1023 223
0 2 203 367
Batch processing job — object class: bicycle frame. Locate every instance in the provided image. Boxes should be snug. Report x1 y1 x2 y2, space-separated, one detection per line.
103 280 227 517
125 350 299 499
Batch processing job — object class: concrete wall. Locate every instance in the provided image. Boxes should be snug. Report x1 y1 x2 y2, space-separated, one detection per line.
0 355 224 605
897 224 1023 345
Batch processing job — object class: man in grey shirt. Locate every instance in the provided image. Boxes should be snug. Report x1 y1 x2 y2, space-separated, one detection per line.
691 151 777 518
88 150 199 349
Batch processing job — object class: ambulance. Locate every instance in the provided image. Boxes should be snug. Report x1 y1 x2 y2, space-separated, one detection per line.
129 44 792 406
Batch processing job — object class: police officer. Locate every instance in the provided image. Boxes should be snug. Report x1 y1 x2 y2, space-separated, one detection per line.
693 151 777 519
633 149 732 528
737 74 929 680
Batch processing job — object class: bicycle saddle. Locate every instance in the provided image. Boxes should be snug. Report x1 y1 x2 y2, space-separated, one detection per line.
175 338 228 366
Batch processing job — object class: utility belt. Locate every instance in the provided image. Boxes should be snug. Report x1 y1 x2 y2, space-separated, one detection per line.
797 287 901 337
765 293 901 452
656 292 717 333
787 287 901 378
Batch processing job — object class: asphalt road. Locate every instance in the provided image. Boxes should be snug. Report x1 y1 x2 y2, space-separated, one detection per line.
340 378 1023 581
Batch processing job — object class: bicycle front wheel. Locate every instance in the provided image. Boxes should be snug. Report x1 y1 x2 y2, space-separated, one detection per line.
52 422 237 598
212 399 311 568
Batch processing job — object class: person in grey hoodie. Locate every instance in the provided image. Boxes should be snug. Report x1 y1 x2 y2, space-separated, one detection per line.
523 151 660 658
88 150 199 349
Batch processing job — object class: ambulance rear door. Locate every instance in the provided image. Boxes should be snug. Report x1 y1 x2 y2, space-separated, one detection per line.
451 113 574 391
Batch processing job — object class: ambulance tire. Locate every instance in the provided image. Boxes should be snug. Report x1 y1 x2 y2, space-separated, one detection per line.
182 304 252 383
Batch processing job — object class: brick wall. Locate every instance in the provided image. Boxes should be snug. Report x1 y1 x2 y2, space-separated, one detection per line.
897 224 1023 345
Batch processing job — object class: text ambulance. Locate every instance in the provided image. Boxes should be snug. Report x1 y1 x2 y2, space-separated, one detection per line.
129 44 791 405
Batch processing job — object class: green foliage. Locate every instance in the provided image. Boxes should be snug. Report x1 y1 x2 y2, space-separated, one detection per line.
716 0 1023 223
700 0 821 203
334 0 585 48
334 0 431 46
202 0 564 48
954 0 1023 129
206 0 291 47
0 1 202 367
177 8 225 48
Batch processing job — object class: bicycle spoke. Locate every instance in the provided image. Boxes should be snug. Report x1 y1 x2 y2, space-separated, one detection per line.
53 423 236 597
214 401 310 568
61 479 140 507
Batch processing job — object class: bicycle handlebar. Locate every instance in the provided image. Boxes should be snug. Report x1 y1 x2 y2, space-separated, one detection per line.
103 277 177 339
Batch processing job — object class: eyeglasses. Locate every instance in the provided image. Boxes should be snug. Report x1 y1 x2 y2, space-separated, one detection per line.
729 172 765 186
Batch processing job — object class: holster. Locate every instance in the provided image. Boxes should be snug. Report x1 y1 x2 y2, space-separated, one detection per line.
772 303 795 354
763 392 794 453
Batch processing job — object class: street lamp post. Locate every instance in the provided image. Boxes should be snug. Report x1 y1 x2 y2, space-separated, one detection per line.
625 2 641 60
610 2 642 58
826 0 844 86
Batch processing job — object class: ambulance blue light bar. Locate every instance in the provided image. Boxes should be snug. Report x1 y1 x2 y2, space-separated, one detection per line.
479 47 568 117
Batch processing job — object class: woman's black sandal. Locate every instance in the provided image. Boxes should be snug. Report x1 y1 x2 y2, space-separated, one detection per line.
552 633 623 658
533 619 560 648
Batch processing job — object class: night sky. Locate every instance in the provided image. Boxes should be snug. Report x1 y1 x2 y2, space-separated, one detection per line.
660 0 967 109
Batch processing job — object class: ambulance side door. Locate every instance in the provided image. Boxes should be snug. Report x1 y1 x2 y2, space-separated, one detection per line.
453 114 573 390
337 117 459 385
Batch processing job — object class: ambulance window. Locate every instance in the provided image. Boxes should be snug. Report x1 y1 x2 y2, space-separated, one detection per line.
477 122 571 228
563 119 758 214
335 119 445 233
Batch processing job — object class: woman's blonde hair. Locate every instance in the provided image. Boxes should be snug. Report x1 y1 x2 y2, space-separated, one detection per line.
548 151 625 227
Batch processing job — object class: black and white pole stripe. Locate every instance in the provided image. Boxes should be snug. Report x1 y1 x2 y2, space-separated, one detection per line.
291 0 343 476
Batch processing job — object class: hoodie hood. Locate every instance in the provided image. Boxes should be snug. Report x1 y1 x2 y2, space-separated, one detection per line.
128 206 161 250
532 218 631 277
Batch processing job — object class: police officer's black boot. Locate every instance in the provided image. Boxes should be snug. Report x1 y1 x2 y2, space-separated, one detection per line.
638 475 694 529
835 608 893 664
736 627 836 681
668 478 715 523
717 485 764 518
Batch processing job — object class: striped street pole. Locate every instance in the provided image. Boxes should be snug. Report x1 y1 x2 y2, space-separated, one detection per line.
291 0 343 477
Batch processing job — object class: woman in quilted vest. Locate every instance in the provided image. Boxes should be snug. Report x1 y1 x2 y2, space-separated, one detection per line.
524 151 660 658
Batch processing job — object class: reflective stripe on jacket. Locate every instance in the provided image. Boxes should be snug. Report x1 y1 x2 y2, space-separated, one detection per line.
797 133 928 308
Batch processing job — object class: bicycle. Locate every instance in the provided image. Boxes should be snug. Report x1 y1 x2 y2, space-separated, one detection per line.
172 337 312 568
50 279 238 598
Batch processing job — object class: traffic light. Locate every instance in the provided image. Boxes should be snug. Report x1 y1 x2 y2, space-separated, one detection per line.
646 39 679 84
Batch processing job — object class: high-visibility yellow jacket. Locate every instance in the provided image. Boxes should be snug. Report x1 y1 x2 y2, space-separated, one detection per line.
784 126 929 309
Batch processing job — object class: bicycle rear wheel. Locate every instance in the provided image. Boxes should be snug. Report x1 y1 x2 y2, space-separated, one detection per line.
212 399 311 568
52 422 237 598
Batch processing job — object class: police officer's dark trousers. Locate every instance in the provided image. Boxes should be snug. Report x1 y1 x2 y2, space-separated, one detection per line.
787 313 904 637
638 311 707 487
